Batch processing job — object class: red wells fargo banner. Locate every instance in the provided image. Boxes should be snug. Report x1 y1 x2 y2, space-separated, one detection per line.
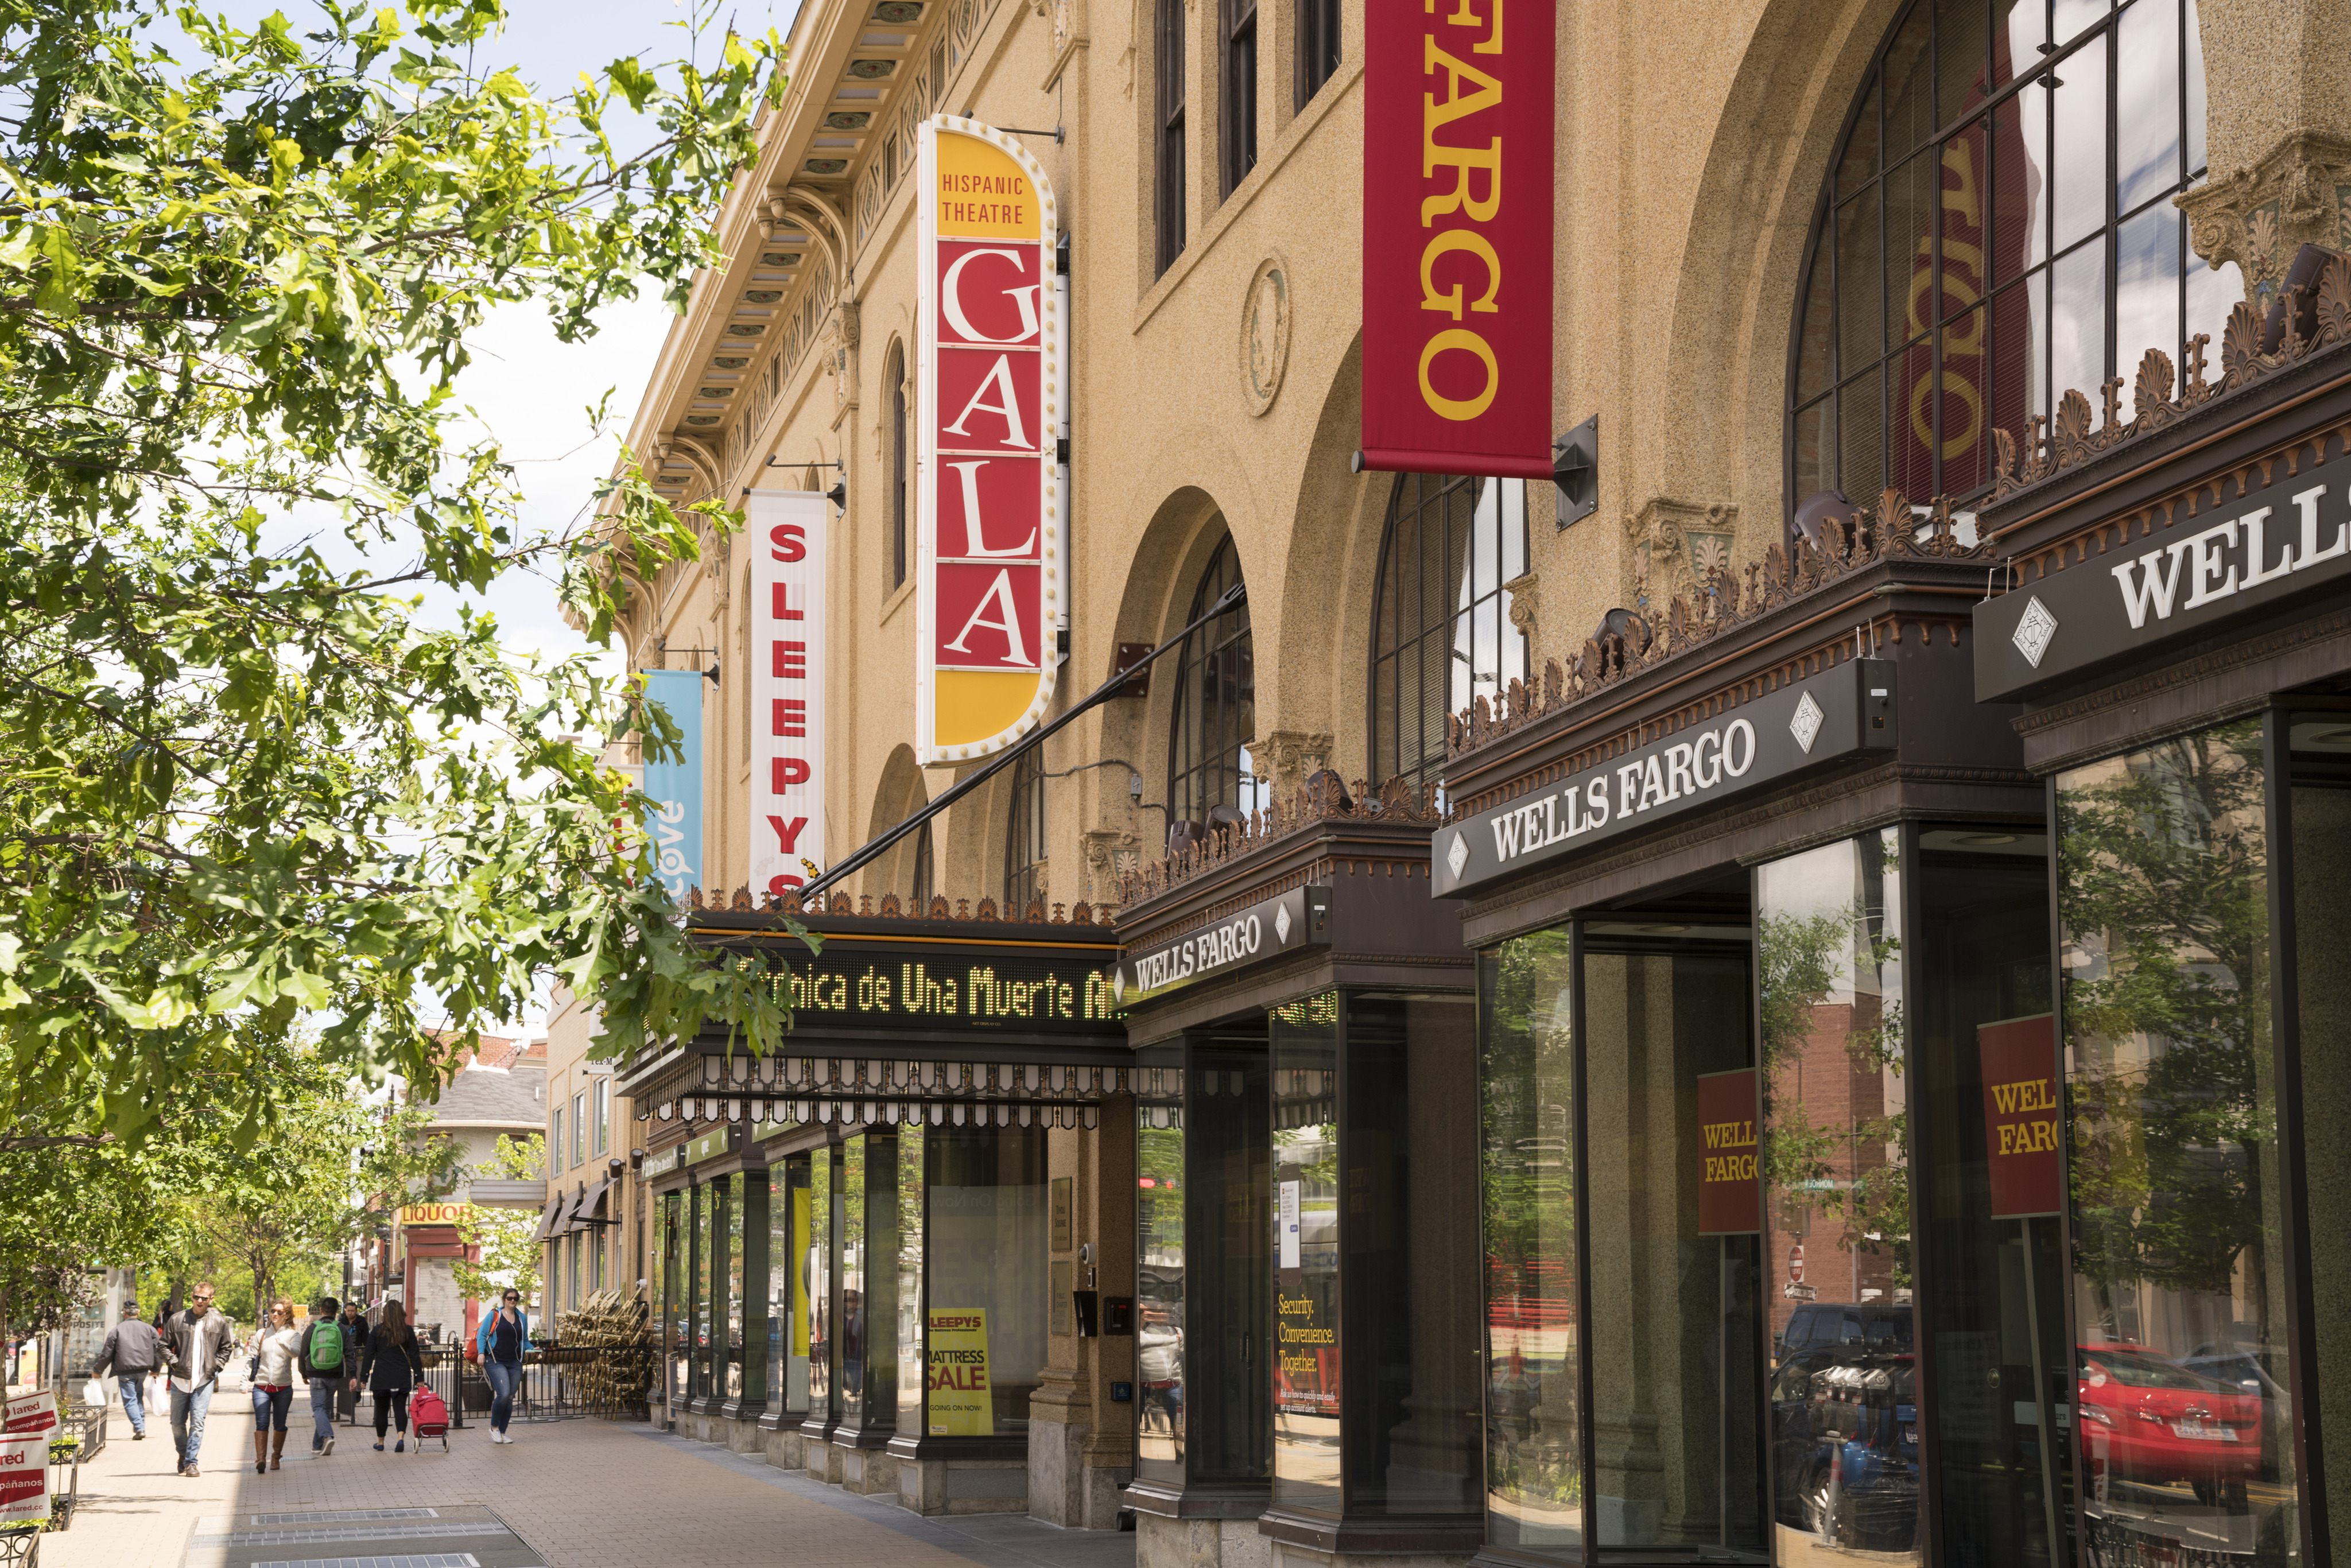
1696 1068 1761 1236
1360 0 1553 480
1980 1015 2063 1219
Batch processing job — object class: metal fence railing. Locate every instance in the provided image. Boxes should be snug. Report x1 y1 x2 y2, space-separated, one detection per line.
342 1346 650 1431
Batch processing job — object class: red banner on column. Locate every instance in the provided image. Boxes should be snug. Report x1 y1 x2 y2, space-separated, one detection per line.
1980 1015 2063 1218
1696 1068 1761 1236
1360 0 1554 479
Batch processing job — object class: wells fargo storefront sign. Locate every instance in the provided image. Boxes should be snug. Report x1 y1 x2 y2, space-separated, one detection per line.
914 118 1062 766
1360 0 1553 479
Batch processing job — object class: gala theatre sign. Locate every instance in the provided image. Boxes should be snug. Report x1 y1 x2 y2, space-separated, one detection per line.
914 118 1064 766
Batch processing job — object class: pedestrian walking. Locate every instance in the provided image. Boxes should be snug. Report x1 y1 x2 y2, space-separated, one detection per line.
298 1295 346 1457
337 1304 367 1422
160 1283 236 1478
88 1299 162 1441
359 1299 425 1453
474 1289 528 1442
247 1301 303 1474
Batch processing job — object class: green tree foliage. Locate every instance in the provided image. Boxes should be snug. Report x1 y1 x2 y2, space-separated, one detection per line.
191 1054 456 1315
452 1133 544 1306
0 0 803 1159
2059 720 2275 1301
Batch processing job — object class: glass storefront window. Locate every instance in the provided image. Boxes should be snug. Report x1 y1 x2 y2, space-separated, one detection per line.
1580 925 1765 1558
842 1137 868 1421
1912 824 2070 1568
1758 832 1921 1561
773 1161 810 1415
1138 1051 1186 1483
1191 1043 1271 1484
809 1146 835 1420
691 1182 712 1399
663 1191 685 1410
1273 991 1478 1519
2059 719 2299 1563
1273 993 1341 1512
897 1125 926 1434
1481 929 1581 1555
926 1125 1048 1435
840 1133 899 1429
724 1176 745 1400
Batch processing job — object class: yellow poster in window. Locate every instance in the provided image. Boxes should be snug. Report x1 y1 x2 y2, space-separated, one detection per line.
926 1307 992 1435
792 1187 811 1357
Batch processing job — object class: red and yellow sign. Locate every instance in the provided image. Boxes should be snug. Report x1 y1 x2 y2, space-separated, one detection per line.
915 119 1062 765
926 1307 994 1435
398 1202 469 1227
1980 1015 2063 1218
1360 0 1553 479
1696 1069 1761 1236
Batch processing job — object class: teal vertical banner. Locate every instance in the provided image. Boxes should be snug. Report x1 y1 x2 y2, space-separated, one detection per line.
641 669 705 903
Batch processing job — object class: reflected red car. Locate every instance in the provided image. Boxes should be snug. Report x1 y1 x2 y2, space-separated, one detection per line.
2077 1344 2262 1495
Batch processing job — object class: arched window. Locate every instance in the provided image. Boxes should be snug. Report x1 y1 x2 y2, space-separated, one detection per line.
1370 475 1527 787
888 344 909 589
1166 533 1260 838
1004 747 1046 911
1787 0 2228 512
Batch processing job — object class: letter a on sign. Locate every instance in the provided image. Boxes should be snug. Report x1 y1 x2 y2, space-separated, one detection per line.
916 117 1063 765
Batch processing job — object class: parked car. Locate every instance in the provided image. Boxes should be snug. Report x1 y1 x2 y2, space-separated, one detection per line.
1779 1301 1911 1363
2077 1343 2263 1505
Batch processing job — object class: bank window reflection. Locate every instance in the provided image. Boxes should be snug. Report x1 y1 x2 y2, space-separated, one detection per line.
1758 832 1918 1561
2059 719 2299 1562
1271 993 1341 1512
1480 930 1581 1555
1137 1057 1186 1481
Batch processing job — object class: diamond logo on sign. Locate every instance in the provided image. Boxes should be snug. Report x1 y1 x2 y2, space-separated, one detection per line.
1789 691 1825 754
1446 832 1471 879
2012 596 2058 669
1275 902 1293 943
1112 970 1126 1005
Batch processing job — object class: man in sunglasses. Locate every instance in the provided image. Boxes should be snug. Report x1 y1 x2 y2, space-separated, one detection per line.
161 1283 236 1477
474 1289 529 1442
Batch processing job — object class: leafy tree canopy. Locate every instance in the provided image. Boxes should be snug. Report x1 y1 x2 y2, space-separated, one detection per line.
0 0 800 1154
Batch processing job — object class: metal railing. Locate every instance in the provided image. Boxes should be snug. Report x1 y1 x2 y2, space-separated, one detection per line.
324 1343 650 1430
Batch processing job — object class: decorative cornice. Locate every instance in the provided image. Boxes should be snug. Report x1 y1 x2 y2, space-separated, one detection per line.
1449 490 1996 760
1989 250 2351 504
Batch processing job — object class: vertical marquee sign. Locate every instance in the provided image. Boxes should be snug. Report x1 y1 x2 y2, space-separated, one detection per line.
639 667 705 903
750 488 829 898
915 117 1063 764
1360 0 1554 479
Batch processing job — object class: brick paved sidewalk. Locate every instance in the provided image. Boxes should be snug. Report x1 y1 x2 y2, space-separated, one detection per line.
41 1393 1138 1568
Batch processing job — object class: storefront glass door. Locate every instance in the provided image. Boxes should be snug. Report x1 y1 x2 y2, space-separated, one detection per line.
2058 717 2302 1563
1580 924 1765 1561
772 1159 810 1415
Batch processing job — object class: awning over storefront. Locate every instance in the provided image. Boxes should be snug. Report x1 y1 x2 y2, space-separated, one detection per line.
618 905 1130 1130
527 1193 565 1243
571 1177 612 1231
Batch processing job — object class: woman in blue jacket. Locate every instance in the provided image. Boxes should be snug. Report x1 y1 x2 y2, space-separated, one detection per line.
475 1291 528 1443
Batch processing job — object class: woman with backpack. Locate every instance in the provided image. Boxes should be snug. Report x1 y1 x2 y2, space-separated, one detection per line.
358 1299 426 1452
297 1295 347 1458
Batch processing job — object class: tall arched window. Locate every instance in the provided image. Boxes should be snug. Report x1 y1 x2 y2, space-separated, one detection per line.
888 344 909 589
1370 475 1527 787
1166 533 1260 837
1787 0 2228 513
1003 747 1046 911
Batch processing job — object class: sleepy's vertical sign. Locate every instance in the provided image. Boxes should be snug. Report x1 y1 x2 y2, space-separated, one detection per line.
915 117 1062 766
1360 0 1553 479
750 488 828 899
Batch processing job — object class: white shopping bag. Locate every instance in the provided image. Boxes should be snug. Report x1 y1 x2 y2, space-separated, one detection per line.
82 1379 107 1407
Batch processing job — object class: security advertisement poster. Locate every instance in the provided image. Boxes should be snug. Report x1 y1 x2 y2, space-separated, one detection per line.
926 1307 993 1435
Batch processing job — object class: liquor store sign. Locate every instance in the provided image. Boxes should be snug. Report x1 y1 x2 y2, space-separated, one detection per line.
1434 662 1895 899
1112 887 1330 1008
1976 477 2351 700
